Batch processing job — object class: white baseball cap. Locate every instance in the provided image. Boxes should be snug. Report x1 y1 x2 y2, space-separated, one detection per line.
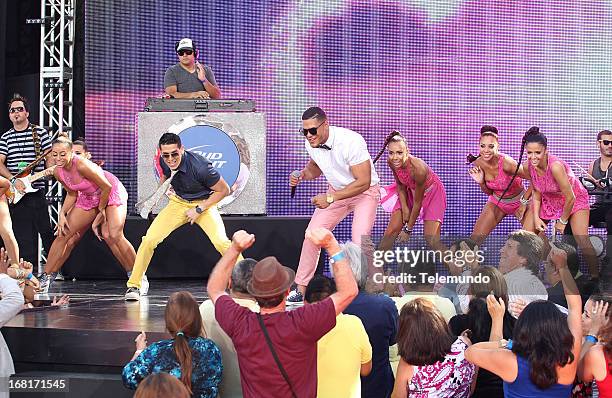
176 38 194 52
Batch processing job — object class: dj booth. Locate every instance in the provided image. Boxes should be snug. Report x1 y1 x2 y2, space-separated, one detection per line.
62 99 325 279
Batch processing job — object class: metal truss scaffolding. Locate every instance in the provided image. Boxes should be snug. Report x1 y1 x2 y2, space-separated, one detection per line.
38 0 75 267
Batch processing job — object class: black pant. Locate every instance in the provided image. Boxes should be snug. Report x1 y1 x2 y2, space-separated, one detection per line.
565 202 612 263
8 189 55 264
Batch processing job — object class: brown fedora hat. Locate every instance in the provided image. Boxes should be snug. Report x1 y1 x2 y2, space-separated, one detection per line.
247 257 295 298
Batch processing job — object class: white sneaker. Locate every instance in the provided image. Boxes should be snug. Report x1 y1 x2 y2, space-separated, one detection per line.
141 275 149 296
124 287 141 301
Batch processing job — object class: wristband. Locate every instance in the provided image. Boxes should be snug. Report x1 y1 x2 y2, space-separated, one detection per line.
402 224 413 234
329 251 345 264
585 335 598 344
557 218 569 225
26 273 33 280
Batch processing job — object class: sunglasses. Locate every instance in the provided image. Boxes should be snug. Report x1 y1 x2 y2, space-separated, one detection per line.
161 151 181 160
300 120 326 137
9 107 25 113
600 140 612 146
177 50 193 56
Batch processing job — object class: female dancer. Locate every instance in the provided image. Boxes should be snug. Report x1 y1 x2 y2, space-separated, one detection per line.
467 125 531 244
38 135 142 295
521 126 599 278
375 131 447 252
0 177 19 264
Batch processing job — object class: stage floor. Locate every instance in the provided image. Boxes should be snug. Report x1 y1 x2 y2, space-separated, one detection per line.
6 279 209 334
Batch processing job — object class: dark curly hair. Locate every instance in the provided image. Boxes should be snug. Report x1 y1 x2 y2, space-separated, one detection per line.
512 300 575 389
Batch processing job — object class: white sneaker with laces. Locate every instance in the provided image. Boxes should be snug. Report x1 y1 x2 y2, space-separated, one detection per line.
140 275 149 296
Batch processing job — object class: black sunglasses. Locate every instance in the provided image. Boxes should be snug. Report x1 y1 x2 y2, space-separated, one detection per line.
600 140 612 146
177 49 193 56
300 120 325 137
9 107 25 114
161 151 181 160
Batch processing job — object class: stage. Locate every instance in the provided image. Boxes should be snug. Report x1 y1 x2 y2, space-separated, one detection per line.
3 280 210 398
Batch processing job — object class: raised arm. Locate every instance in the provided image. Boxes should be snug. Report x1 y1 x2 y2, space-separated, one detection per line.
305 228 358 315
207 230 255 303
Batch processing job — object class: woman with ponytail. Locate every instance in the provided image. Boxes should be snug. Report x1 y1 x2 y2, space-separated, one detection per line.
520 127 599 278
377 131 447 251
467 126 532 244
123 291 222 398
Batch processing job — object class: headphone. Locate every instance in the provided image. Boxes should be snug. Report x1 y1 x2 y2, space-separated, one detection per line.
175 40 198 58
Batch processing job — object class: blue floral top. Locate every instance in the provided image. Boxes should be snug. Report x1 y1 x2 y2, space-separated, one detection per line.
122 337 222 398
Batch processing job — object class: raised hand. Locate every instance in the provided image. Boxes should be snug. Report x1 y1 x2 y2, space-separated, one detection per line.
231 230 255 252
468 166 485 185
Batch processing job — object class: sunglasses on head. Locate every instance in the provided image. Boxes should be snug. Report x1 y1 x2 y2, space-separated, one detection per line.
161 151 181 160
300 120 325 137
177 49 193 56
600 139 612 146
9 107 25 114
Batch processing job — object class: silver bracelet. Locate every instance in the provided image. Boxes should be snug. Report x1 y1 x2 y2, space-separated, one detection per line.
402 225 413 234
557 218 569 225
519 196 530 205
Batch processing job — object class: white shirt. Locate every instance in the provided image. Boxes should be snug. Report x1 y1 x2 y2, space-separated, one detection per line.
0 274 24 386
504 267 548 317
305 126 379 190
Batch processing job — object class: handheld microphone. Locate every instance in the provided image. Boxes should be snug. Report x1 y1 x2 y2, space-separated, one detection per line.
290 170 301 198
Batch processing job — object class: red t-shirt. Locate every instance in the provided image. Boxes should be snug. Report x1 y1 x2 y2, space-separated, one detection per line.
215 295 336 398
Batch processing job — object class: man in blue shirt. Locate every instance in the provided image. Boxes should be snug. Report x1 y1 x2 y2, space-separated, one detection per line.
126 133 240 300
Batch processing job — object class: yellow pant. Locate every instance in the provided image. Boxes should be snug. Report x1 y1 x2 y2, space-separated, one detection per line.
127 195 241 289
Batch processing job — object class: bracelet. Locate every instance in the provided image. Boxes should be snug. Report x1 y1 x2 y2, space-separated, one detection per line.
557 218 569 225
506 339 513 350
402 224 413 234
26 273 33 280
520 196 530 205
585 335 598 344
329 251 346 264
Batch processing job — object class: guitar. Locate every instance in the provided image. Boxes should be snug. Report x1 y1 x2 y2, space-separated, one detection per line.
6 166 57 204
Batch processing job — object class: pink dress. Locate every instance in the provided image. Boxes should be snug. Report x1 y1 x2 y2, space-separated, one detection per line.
57 155 128 210
407 338 476 397
485 154 525 215
380 158 447 223
528 154 589 220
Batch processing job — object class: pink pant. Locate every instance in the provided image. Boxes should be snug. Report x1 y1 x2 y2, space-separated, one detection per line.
295 184 380 286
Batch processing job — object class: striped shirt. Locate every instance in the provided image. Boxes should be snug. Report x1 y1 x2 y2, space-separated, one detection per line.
0 124 51 190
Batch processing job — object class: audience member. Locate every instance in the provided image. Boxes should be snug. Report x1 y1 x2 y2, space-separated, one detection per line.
438 238 481 314
134 373 190 398
392 257 456 321
578 294 611 397
207 228 358 398
305 275 372 397
122 291 222 398
449 267 515 398
499 230 548 317
392 298 475 397
0 253 25 398
545 240 596 310
199 258 259 398
466 243 582 397
342 241 398 398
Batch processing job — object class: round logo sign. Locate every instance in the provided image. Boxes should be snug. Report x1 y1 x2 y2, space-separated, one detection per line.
178 125 240 186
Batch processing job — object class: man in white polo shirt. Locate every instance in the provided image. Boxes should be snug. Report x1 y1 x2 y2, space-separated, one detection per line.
288 107 379 303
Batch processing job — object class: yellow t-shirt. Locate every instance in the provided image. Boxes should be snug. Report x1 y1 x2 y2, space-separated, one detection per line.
317 313 372 398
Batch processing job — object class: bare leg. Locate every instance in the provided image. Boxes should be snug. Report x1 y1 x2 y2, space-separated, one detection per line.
569 209 600 278
0 198 19 264
102 204 136 272
378 210 404 252
470 202 506 245
45 208 96 274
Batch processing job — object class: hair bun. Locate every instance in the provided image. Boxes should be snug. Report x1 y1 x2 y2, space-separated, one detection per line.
525 126 540 136
58 131 70 138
